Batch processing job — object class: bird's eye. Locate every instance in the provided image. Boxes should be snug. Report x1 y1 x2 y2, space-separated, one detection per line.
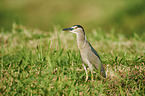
75 26 78 29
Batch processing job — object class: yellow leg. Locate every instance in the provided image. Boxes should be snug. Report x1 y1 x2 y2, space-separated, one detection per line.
91 71 94 81
86 74 88 81
82 63 88 81
88 63 94 81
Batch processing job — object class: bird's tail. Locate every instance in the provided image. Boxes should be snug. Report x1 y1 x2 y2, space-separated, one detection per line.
94 62 106 78
101 68 106 78
100 64 106 78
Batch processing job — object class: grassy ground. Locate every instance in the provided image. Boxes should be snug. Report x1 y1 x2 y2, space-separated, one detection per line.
0 24 145 95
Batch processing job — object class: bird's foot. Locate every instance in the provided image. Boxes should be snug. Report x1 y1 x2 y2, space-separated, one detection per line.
91 77 94 82
91 74 94 82
85 75 88 82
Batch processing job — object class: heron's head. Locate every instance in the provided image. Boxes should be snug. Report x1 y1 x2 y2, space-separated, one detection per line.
63 25 85 35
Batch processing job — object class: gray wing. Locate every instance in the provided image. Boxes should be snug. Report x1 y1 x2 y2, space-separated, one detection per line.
88 42 101 60
88 42 106 78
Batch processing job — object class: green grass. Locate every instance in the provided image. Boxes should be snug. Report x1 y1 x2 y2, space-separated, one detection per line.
0 25 145 95
0 0 145 35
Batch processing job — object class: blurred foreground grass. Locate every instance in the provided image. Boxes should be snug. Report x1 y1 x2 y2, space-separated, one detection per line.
0 25 145 95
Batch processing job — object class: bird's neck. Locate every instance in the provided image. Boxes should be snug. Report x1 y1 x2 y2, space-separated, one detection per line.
76 33 87 50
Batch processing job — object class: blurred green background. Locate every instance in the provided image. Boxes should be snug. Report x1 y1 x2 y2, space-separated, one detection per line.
0 0 145 36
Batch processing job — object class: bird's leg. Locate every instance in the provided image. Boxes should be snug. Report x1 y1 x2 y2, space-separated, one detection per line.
82 63 88 81
88 63 94 81
90 70 94 81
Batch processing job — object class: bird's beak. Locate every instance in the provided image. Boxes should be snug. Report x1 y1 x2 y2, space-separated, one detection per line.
62 27 73 31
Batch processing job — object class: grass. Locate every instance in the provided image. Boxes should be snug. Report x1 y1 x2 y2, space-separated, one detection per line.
0 0 145 35
0 24 145 95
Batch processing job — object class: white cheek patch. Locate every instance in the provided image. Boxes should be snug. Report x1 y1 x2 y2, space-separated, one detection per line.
70 30 77 34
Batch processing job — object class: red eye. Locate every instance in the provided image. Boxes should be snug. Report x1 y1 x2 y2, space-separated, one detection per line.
75 26 78 29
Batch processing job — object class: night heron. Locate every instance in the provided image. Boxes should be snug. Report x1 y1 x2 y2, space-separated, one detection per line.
63 25 106 81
